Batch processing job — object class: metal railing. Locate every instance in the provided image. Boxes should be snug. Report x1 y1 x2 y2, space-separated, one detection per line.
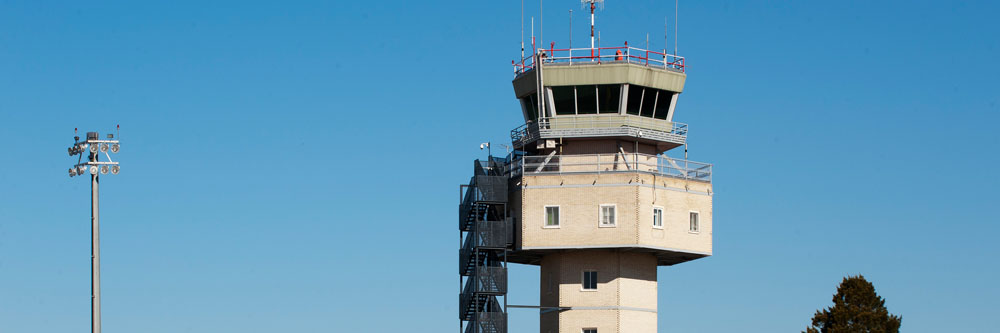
511 115 688 147
514 45 686 74
508 152 712 182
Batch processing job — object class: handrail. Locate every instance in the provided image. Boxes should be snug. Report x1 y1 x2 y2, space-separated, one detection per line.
514 45 686 75
507 153 712 182
510 115 688 146
538 115 687 134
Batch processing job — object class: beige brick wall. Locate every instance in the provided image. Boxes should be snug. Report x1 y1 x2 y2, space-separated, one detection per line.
538 251 657 333
518 172 712 256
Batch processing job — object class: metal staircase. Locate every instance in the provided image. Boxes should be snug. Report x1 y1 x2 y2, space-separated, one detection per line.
459 158 511 333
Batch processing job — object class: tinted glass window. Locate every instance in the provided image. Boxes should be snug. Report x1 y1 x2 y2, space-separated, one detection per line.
522 95 538 120
597 84 621 114
576 85 597 114
583 271 597 290
625 86 642 115
640 89 657 117
654 91 674 120
552 86 576 115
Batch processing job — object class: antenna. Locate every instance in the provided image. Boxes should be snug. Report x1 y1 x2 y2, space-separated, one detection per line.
675 0 679 55
569 9 572 50
521 0 524 59
581 0 605 58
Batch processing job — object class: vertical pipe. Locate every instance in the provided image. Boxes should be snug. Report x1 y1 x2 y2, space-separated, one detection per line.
91 171 101 333
675 0 679 56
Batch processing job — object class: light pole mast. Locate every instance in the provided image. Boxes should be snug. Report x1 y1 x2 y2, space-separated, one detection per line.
68 129 120 333
91 153 100 333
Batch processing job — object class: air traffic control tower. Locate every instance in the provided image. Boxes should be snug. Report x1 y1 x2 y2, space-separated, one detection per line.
459 13 712 333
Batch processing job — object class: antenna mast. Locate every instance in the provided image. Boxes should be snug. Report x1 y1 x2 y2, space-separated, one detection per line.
674 0 679 55
521 0 524 59
583 0 604 58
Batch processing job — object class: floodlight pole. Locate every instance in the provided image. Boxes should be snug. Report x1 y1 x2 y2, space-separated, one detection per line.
67 129 119 333
90 161 101 333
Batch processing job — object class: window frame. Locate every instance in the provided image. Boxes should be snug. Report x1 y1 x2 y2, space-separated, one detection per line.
599 204 617 228
581 270 598 291
689 210 700 233
544 205 561 228
652 206 664 229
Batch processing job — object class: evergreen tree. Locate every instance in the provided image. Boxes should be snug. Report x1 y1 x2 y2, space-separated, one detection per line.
804 275 902 333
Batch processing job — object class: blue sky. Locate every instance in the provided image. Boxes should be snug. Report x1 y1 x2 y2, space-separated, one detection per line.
1 0 998 332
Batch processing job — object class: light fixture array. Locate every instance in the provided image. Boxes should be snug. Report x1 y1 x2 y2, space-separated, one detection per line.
68 132 120 177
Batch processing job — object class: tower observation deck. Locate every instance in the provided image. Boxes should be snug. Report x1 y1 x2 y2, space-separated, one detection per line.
459 9 712 333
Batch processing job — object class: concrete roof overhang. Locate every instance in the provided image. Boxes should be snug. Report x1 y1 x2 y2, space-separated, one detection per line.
513 62 688 99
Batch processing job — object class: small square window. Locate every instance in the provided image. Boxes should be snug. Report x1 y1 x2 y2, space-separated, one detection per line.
582 271 597 290
583 328 598 333
545 206 560 227
689 211 700 232
653 207 663 228
600 205 616 227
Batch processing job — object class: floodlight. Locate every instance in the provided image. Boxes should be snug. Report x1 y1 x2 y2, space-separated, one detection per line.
69 168 76 177
68 147 75 156
110 165 120 175
101 165 109 174
100 143 109 153
90 166 99 175
77 166 87 175
90 143 99 153
110 143 119 153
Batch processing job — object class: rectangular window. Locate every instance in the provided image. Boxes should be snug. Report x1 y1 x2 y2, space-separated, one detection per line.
576 85 598 114
625 85 643 115
640 89 657 117
521 95 539 121
600 205 616 227
653 207 663 228
545 206 560 227
653 91 674 120
582 271 597 290
689 211 700 232
552 86 576 115
596 84 621 114
583 329 597 333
